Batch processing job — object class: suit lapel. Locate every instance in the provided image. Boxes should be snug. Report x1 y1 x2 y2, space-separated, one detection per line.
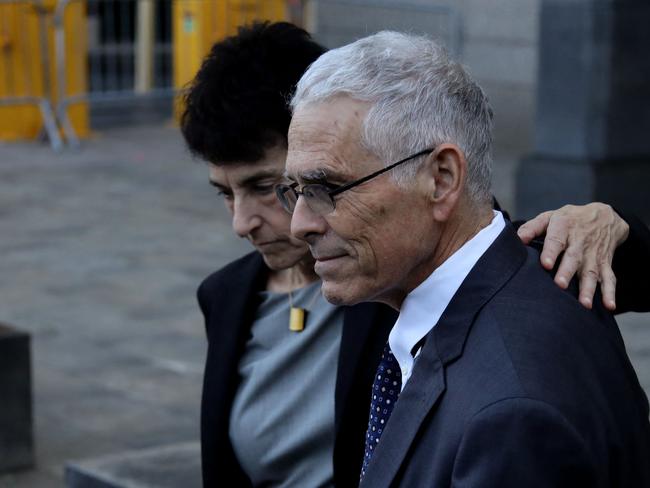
360 225 528 488
205 253 268 371
359 343 446 488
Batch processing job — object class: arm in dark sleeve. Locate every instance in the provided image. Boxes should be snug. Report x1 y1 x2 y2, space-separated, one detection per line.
451 398 597 488
504 200 650 313
197 279 212 336
610 209 650 313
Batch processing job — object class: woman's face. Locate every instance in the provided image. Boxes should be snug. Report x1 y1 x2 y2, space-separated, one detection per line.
208 143 311 272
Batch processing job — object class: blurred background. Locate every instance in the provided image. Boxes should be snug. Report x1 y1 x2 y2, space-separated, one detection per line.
1 0 648 486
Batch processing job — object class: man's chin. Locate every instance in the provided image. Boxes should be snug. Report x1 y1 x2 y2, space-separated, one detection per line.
320 280 362 306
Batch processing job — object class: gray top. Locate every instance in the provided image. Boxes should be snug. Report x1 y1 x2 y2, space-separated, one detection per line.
229 281 344 488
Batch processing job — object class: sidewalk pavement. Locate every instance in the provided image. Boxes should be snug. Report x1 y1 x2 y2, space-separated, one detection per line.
0 125 647 487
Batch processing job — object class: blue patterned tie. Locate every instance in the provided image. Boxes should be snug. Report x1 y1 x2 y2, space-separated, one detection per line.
360 342 402 480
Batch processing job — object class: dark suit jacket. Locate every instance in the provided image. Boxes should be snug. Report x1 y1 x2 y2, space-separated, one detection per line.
360 225 650 488
611 210 650 313
198 214 649 487
197 251 397 488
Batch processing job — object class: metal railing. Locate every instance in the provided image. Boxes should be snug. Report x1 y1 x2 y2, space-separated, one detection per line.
1 0 462 151
51 0 290 147
0 0 64 150
53 0 176 147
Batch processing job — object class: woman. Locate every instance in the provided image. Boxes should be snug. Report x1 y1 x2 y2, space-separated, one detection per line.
182 22 395 487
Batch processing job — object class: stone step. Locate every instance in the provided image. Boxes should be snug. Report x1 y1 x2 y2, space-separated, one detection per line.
64 442 200 488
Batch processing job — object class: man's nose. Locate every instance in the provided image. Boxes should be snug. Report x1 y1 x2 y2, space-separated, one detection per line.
290 195 327 244
232 198 263 238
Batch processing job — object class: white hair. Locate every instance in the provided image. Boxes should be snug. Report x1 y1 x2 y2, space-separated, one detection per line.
290 31 493 205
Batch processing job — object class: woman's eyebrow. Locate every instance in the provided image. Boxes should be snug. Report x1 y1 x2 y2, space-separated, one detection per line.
209 180 228 191
238 169 283 187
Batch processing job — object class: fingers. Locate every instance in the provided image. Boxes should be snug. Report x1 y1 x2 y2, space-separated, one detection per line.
553 245 580 289
575 263 617 311
540 226 569 271
577 267 598 309
552 236 618 311
528 202 623 310
599 266 617 311
519 210 569 271
517 211 552 244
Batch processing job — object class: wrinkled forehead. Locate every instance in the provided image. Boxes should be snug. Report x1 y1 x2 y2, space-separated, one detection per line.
286 97 372 181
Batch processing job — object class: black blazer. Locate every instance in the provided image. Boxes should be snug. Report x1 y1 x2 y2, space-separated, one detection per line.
610 210 650 313
359 225 650 487
198 251 397 488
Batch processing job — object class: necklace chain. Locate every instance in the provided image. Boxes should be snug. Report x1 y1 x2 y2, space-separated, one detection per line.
287 284 321 310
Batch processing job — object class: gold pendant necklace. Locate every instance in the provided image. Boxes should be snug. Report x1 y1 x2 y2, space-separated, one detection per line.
287 286 321 332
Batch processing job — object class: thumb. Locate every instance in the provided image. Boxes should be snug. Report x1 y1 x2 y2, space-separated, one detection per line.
517 211 552 244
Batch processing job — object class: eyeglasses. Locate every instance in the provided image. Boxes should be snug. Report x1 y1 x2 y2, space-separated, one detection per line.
275 148 434 215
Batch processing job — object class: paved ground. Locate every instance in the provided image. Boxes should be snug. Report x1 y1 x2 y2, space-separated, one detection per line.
0 125 246 487
0 125 648 487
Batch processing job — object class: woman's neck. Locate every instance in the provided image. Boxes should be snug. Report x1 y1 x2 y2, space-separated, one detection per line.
266 258 319 293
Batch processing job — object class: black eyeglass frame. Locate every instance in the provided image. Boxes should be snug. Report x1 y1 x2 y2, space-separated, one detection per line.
275 147 435 214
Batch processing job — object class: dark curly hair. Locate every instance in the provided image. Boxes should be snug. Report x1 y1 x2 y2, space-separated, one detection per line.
180 21 327 164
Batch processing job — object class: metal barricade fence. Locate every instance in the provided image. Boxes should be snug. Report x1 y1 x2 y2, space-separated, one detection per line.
0 0 63 150
53 0 287 147
1 0 461 150
53 0 174 147
53 0 167 146
1 0 288 149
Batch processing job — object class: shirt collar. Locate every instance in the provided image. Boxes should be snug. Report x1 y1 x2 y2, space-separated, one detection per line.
389 211 506 389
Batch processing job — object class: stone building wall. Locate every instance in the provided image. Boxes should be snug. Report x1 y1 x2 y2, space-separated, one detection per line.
308 0 541 159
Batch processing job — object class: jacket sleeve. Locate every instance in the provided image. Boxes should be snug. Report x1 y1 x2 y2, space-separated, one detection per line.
510 210 650 314
451 398 598 488
197 278 212 335
197 272 254 488
610 209 650 313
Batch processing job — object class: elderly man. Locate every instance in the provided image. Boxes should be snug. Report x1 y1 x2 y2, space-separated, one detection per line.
279 32 650 487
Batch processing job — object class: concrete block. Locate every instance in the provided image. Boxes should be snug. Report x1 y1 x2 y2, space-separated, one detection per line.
64 442 201 488
0 323 34 473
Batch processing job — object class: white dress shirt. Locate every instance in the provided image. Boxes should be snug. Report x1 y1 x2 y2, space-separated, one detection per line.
389 211 506 390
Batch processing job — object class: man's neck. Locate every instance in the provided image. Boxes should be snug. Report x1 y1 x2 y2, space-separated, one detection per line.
432 206 494 270
384 203 495 310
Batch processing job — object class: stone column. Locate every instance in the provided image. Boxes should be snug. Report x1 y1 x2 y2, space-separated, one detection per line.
516 0 650 222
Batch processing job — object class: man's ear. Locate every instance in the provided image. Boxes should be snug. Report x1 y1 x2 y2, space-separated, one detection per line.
418 143 466 222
